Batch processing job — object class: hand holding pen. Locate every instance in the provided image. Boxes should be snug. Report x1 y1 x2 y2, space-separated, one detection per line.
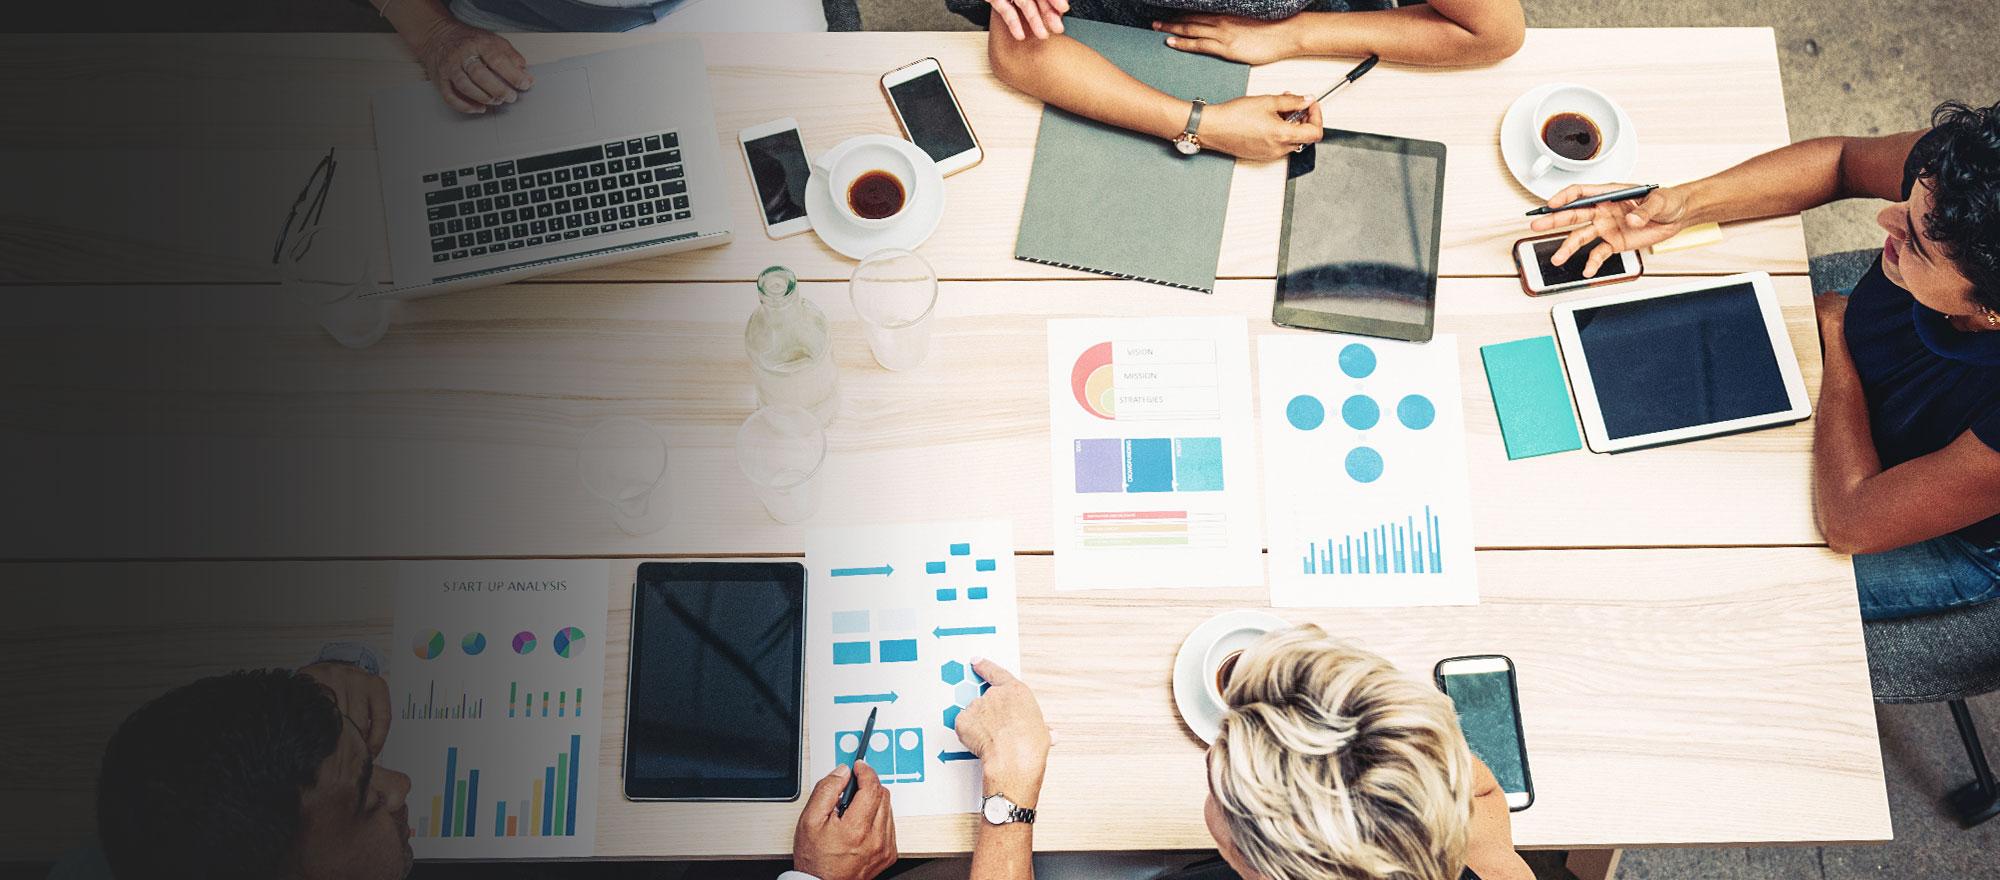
1529 182 1693 276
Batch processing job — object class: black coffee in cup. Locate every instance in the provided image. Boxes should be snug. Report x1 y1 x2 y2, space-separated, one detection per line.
847 170 906 220
1540 112 1602 161
1214 649 1243 700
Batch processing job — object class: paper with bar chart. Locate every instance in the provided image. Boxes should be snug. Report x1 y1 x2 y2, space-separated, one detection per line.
381 560 609 858
1046 317 1262 590
1257 334 1479 608
806 520 1021 816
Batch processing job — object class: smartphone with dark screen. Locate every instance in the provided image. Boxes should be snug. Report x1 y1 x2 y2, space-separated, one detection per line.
1435 654 1534 811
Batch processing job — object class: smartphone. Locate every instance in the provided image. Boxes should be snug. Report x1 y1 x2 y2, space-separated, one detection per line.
739 118 813 239
881 58 983 176
1434 655 1534 811
1515 232 1642 295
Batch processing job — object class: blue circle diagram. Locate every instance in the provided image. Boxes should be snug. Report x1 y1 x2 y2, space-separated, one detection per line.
1339 343 1377 379
1286 394 1326 431
1398 394 1437 430
1345 447 1385 482
1341 395 1380 430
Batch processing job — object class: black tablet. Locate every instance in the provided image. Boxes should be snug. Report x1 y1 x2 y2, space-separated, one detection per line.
1273 130 1448 343
624 561 805 801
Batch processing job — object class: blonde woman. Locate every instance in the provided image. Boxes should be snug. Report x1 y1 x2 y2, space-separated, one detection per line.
952 626 1529 880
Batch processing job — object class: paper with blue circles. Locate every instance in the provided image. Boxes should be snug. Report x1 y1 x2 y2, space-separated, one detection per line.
1258 334 1480 608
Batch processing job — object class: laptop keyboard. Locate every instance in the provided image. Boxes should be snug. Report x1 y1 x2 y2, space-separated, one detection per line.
420 130 693 264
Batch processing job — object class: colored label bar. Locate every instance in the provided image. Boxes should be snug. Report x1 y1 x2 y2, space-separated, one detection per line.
831 565 894 577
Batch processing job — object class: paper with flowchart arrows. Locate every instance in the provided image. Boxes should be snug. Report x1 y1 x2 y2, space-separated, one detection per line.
805 520 1021 816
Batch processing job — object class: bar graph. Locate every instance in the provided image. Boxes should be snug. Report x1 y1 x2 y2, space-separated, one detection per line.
1300 506 1444 575
402 680 484 721
413 734 583 840
509 683 586 719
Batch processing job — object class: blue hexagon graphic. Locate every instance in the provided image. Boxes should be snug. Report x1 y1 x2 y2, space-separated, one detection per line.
941 660 965 685
942 704 962 730
954 679 981 707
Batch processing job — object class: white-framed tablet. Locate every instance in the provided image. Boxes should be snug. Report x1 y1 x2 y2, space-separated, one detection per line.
1551 271 1812 453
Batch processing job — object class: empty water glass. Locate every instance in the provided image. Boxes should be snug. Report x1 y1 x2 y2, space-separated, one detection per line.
736 405 827 524
578 417 672 535
850 248 939 371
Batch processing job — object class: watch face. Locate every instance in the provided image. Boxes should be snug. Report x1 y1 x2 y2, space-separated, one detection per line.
983 795 1012 824
1175 138 1199 156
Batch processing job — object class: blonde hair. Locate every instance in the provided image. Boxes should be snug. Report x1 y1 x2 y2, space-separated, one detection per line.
1209 625 1472 880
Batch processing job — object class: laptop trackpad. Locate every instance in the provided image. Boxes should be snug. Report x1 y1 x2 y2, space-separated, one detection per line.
490 68 597 146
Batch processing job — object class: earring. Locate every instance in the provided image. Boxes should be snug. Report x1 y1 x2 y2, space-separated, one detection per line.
1986 307 2000 329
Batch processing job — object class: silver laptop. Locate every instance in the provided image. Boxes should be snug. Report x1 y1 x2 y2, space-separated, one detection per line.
369 40 731 299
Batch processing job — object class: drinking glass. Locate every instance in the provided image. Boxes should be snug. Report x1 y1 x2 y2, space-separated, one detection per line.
578 417 672 535
278 223 394 349
849 248 939 371
736 405 827 524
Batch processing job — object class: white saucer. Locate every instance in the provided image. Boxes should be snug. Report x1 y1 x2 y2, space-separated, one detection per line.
1500 82 1640 201
805 136 945 260
1172 609 1291 745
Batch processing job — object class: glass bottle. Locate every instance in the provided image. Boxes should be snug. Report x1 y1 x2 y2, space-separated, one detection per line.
745 266 839 425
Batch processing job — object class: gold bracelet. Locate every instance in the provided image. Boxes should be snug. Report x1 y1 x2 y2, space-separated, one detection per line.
377 0 402 17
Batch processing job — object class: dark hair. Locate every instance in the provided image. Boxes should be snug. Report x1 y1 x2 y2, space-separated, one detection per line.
1915 100 2000 308
96 670 342 880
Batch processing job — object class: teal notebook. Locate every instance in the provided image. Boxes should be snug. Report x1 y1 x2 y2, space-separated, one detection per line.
1480 336 1584 460
1014 18 1250 293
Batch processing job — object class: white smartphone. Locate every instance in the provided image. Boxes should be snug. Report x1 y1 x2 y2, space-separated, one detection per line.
739 117 813 239
881 58 983 176
1514 232 1643 296
1434 655 1534 811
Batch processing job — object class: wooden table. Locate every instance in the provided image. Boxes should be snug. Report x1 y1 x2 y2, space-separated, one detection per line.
0 29 1890 867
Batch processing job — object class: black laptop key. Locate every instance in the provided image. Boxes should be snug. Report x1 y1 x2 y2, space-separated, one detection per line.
530 189 547 204
538 204 555 219
555 167 572 183
536 172 554 187
664 132 678 148
519 144 604 175
423 172 439 183
626 138 644 154
620 205 636 220
476 229 493 245
564 230 580 240
502 178 517 193
457 233 474 248
644 134 661 151
662 165 684 180
619 173 636 188
637 201 653 216
452 249 468 260
664 149 681 164
607 158 624 174
512 192 529 207
638 169 654 184
526 236 543 246
477 165 493 181
465 215 482 231
494 226 510 241
605 141 626 158
665 180 686 195
428 204 455 221
644 184 660 199
654 198 670 213
606 191 623 206
672 195 690 210
447 218 463 233
431 236 452 253
640 215 655 226
674 210 690 221
591 194 607 209
589 162 606 177
625 187 642 202
433 253 448 263
429 221 446 237
483 181 500 196
583 179 601 195
566 182 582 198
426 187 462 206
512 223 528 238
496 160 515 177
441 171 457 187
620 220 635 230
642 151 674 169
471 245 487 256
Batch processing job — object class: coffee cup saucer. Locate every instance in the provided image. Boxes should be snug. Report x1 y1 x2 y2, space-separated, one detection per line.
805 135 945 260
1501 82 1639 201
1171 609 1290 745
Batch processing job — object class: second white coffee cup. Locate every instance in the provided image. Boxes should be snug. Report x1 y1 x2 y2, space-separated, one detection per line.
1528 84 1624 181
812 137 919 230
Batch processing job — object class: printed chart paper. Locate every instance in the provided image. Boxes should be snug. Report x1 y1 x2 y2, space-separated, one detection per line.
1046 318 1263 590
1258 334 1479 607
382 560 610 858
806 520 1021 816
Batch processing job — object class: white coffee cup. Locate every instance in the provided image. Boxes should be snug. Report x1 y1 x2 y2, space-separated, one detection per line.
1202 627 1268 709
812 138 918 230
1527 84 1623 181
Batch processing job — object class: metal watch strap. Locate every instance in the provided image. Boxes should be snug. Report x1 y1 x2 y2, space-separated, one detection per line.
1009 803 1036 825
1184 99 1206 140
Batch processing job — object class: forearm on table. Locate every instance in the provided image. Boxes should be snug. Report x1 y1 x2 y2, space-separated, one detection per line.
1286 1 1524 66
380 0 460 52
1673 132 1924 229
988 32 1189 140
1812 333 1886 552
968 765 1042 880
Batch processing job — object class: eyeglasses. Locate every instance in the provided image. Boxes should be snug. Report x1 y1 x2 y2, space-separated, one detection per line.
273 147 339 265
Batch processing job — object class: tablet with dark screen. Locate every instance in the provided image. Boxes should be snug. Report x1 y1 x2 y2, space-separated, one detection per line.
1273 130 1447 342
624 562 804 801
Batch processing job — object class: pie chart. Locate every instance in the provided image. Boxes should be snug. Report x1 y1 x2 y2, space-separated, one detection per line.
1071 342 1116 420
553 626 587 659
413 629 445 661
512 630 537 655
461 631 487 656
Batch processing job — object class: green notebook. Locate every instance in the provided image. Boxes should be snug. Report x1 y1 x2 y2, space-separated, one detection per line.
1480 336 1584 460
1014 18 1250 293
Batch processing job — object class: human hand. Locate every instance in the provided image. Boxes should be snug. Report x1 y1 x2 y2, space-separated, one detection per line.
1527 183 1692 277
954 659 1053 806
300 661 391 757
794 762 898 880
413 19 534 114
985 0 1070 41
1197 94 1323 162
1154 14 1301 65
1463 757 1534 880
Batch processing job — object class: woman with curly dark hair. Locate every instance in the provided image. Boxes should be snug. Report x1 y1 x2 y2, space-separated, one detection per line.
1530 100 2000 621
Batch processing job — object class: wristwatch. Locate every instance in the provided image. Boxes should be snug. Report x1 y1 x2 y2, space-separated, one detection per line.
981 792 1036 826
1174 99 1206 156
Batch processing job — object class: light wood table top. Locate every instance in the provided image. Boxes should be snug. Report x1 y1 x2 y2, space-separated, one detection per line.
0 27 1890 865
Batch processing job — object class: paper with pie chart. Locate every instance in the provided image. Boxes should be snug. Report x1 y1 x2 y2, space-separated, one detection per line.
1046 317 1262 590
806 520 1021 817
382 559 609 859
1257 334 1479 608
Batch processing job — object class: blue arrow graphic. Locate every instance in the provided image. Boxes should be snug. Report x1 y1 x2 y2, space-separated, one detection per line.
831 565 894 578
833 692 898 705
938 750 978 763
933 625 998 638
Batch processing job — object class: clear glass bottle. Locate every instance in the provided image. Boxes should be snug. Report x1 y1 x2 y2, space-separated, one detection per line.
745 266 839 425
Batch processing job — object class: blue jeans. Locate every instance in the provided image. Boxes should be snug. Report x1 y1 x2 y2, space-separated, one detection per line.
1853 534 2000 621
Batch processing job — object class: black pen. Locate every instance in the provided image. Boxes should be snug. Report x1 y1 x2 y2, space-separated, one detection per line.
1524 184 1658 216
1284 54 1380 124
835 706 878 817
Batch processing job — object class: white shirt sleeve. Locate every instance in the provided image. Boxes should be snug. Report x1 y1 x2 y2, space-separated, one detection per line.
776 871 821 880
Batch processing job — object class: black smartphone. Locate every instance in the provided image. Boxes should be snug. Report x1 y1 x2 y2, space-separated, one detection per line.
624 561 805 801
1434 654 1534 811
